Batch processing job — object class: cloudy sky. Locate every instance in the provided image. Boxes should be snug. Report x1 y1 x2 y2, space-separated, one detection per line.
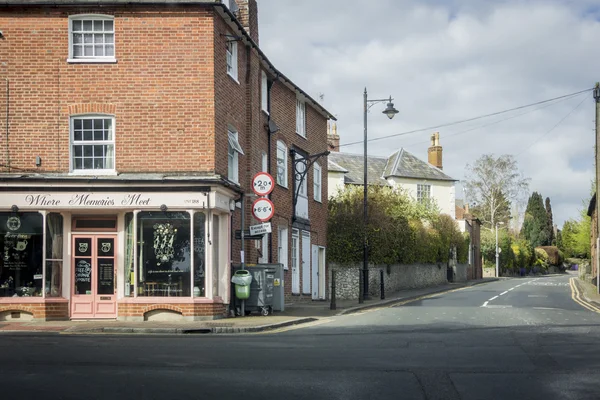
256 0 600 228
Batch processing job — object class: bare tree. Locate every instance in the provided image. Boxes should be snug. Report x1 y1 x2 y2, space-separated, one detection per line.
464 154 530 230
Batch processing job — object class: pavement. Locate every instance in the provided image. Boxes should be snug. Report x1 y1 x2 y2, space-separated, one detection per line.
1 273 599 400
0 278 498 335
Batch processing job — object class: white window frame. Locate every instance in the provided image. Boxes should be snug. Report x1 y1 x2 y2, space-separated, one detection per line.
296 98 306 138
276 140 288 188
261 152 268 173
278 226 288 270
417 184 431 204
226 40 238 82
313 162 322 202
228 128 244 183
68 14 116 63
70 114 116 174
261 71 269 113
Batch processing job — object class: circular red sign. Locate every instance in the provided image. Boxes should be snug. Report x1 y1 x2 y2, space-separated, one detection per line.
251 172 275 196
252 198 275 222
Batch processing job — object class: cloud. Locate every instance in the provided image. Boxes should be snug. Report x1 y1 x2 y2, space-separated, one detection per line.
257 0 600 226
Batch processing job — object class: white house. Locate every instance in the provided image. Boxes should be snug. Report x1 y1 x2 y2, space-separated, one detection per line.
327 130 457 219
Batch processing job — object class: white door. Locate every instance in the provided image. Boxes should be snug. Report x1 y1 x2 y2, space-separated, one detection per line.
311 245 319 299
319 247 326 300
301 231 311 294
291 229 300 294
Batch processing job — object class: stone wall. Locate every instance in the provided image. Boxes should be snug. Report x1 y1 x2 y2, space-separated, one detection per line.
330 263 457 300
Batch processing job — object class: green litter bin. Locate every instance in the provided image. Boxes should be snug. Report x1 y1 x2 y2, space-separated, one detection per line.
232 270 252 300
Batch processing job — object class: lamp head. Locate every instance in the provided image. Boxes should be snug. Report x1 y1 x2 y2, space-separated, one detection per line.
382 98 399 120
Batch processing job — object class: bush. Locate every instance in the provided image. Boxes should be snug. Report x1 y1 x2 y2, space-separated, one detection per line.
536 246 563 266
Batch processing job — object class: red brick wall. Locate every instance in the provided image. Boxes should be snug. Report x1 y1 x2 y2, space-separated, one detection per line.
0 5 217 173
0 302 69 320
118 302 226 318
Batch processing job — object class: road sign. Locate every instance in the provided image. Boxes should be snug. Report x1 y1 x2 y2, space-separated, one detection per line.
252 198 275 222
249 222 272 236
251 172 275 196
235 230 263 241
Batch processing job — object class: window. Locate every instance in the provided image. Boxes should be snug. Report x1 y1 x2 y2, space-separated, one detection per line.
69 15 115 62
193 213 206 297
278 226 288 270
71 116 115 172
228 128 244 183
276 140 288 187
137 211 191 297
417 184 431 204
296 98 306 137
124 212 134 297
261 71 270 113
261 152 268 173
313 162 322 202
0 213 44 298
226 40 238 81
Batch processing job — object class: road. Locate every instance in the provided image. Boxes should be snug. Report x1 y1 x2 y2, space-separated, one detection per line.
1 274 600 400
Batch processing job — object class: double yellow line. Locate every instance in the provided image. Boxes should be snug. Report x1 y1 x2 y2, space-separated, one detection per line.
569 278 600 313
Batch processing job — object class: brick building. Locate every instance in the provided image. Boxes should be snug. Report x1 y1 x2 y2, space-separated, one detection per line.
0 0 334 320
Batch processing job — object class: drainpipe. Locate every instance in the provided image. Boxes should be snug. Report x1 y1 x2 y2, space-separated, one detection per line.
5 78 9 172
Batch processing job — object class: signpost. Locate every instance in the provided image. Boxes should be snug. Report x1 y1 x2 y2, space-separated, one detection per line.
252 172 275 197
252 198 275 222
249 222 272 236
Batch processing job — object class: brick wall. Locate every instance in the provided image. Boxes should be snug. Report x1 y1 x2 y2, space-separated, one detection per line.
0 301 69 320
0 5 217 173
118 302 226 319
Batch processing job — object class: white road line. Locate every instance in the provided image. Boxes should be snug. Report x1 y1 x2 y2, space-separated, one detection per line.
489 296 498 301
500 291 508 295
508 288 515 291
481 301 489 307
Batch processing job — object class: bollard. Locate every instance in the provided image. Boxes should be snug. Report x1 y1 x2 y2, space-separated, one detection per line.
380 269 385 300
330 270 336 310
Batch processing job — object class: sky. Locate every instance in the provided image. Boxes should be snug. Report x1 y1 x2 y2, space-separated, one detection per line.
256 0 600 228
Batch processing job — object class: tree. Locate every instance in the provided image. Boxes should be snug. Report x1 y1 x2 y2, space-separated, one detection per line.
521 192 552 247
464 154 529 230
545 197 555 245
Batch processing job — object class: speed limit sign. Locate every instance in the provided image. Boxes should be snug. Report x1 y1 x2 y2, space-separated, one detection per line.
252 198 275 222
252 172 275 196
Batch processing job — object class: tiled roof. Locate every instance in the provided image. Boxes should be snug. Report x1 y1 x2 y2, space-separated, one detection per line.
383 149 455 181
328 152 388 186
327 159 348 173
328 149 456 185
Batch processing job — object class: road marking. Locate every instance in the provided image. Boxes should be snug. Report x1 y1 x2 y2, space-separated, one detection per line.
485 305 512 309
489 296 498 301
500 291 508 296
533 307 560 310
508 288 515 291
569 278 600 314
481 301 489 308
528 295 548 298
253 318 334 334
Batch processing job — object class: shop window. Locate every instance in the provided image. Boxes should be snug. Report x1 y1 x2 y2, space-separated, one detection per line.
137 211 191 297
0 213 44 298
124 213 134 297
193 213 206 297
45 213 63 297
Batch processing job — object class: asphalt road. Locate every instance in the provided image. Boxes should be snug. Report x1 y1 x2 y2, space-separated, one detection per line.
1 274 600 400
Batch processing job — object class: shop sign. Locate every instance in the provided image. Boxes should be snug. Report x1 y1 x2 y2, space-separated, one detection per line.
0 192 209 209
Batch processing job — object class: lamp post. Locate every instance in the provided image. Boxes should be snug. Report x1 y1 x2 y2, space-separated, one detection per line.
495 221 504 278
361 88 399 303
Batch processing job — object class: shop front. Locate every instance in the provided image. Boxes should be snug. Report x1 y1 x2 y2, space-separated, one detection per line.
0 184 233 321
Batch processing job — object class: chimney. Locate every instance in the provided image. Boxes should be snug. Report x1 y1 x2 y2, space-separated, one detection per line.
428 131 443 170
235 0 259 44
465 203 469 213
327 122 340 152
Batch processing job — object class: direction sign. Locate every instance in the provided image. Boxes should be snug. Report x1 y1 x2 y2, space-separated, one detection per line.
252 198 275 222
252 172 275 196
249 222 272 236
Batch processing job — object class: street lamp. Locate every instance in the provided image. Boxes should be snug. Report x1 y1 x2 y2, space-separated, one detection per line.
361 88 399 303
495 222 504 277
